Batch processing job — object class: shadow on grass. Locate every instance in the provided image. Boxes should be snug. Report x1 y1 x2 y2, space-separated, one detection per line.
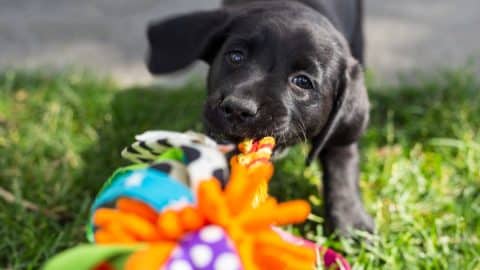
76 82 206 195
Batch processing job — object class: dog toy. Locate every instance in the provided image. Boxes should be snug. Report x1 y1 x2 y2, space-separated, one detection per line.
43 131 350 270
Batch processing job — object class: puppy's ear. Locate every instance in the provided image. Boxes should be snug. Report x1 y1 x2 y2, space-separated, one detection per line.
306 58 369 164
147 9 231 74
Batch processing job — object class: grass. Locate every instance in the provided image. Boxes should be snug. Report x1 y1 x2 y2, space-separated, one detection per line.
0 68 479 269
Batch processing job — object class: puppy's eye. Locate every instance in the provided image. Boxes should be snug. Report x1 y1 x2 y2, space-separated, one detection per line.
226 51 245 65
291 75 314 90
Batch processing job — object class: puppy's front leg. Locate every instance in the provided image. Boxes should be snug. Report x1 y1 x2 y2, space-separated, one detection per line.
319 143 374 236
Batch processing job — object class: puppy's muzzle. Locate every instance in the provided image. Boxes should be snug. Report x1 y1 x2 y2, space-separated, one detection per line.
220 96 259 124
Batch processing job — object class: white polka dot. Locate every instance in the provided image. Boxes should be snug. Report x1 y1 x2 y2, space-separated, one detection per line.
189 244 213 268
214 253 240 270
199 225 224 243
124 173 144 187
170 259 193 270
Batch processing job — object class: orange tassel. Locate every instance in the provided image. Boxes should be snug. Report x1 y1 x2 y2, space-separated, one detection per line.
125 243 175 270
93 208 119 227
274 200 311 225
254 232 316 261
224 158 250 214
237 198 278 229
179 206 205 231
94 230 116 244
103 223 137 243
255 247 315 270
252 248 286 270
156 210 184 240
225 158 273 215
235 237 258 270
94 209 158 241
116 197 158 224
197 179 230 225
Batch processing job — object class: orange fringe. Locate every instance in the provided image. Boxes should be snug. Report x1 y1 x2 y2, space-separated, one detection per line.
92 136 315 270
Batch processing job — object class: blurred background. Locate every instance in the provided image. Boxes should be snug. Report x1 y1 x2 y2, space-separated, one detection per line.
1 1 479 269
1 0 479 85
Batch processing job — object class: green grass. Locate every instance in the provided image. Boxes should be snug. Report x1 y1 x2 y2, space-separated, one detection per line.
0 68 479 269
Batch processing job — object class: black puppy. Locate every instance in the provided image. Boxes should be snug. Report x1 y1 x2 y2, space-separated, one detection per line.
146 0 373 236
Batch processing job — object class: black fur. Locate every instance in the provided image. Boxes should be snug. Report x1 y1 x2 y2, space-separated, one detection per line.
146 0 373 236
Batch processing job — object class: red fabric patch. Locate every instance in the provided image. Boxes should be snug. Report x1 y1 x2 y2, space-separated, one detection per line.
93 262 114 270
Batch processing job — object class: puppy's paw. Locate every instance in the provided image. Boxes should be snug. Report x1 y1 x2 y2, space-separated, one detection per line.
325 206 375 238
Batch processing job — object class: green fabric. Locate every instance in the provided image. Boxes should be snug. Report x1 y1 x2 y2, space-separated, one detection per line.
42 244 142 270
154 147 185 163
99 164 148 195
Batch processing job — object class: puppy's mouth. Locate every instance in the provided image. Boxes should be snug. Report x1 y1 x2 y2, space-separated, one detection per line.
203 101 301 154
205 126 295 157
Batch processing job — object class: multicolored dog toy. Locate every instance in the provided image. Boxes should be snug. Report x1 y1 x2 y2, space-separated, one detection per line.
43 131 350 270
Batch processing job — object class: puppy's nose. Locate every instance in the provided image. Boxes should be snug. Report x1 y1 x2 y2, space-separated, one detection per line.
220 96 258 121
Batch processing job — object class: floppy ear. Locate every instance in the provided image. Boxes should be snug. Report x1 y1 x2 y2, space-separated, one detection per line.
147 9 232 74
306 58 369 164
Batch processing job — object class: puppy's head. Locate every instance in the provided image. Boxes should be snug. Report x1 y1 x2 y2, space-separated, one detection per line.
147 1 369 163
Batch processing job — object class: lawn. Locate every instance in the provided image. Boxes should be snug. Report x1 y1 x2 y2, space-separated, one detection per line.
0 68 479 269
